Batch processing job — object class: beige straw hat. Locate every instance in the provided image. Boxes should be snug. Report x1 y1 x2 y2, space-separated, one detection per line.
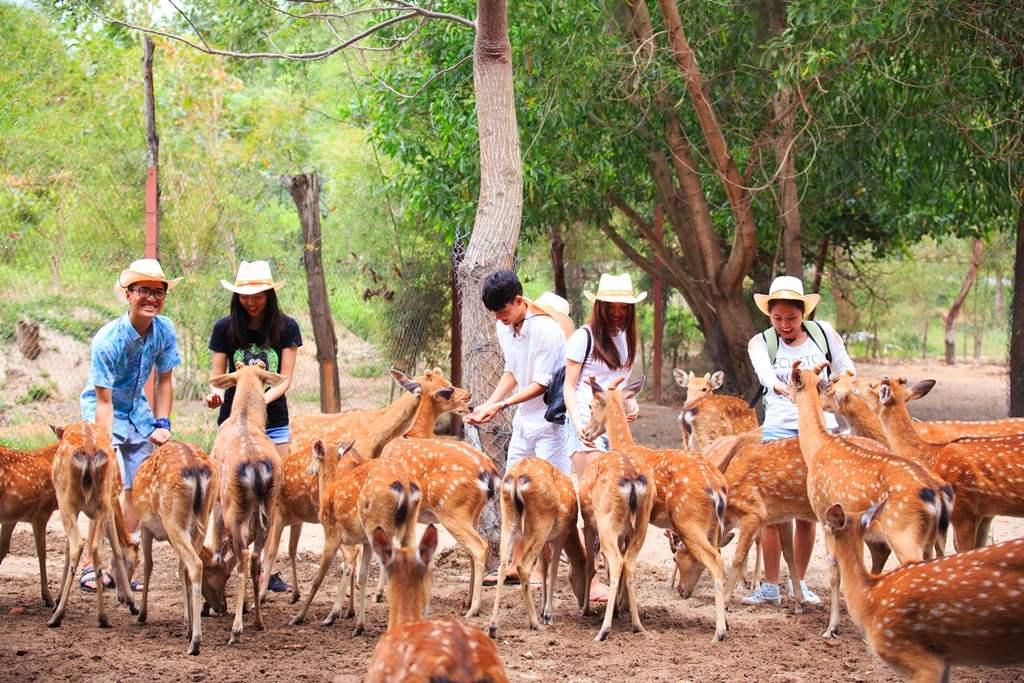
753 275 820 317
114 259 182 302
583 273 647 304
220 260 286 296
526 291 575 339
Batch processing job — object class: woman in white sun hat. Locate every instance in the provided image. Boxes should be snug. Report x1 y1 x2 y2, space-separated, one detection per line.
742 274 855 608
204 261 302 591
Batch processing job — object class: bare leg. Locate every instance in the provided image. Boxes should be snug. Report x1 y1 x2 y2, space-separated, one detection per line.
760 525 782 584
777 521 806 613
793 519 815 579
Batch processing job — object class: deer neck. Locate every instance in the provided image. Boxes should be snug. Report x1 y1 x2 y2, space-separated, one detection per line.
793 384 831 466
831 528 876 628
841 395 890 446
386 586 426 631
231 374 268 429
878 402 937 467
365 393 421 458
603 394 636 450
406 394 441 438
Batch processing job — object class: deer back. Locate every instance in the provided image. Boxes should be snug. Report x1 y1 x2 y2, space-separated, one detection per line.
358 457 421 541
51 421 120 515
915 418 1024 443
933 434 1024 517
0 441 59 523
501 457 579 540
579 450 655 534
131 440 217 539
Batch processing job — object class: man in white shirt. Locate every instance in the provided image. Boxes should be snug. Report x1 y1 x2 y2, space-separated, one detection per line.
743 275 855 607
466 270 570 474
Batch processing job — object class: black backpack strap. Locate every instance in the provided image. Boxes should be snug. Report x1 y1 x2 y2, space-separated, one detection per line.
583 326 592 365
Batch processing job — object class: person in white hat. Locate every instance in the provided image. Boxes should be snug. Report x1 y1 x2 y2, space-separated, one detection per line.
78 259 183 592
742 275 855 607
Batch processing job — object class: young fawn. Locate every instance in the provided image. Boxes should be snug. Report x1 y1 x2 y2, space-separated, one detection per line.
208 362 286 644
579 447 655 643
260 368 467 603
824 499 1024 682
48 421 137 628
290 440 420 635
587 375 729 642
366 525 509 683
789 361 949 638
1 440 59 607
130 440 228 655
673 369 758 451
874 376 1024 552
487 457 586 637
378 436 499 618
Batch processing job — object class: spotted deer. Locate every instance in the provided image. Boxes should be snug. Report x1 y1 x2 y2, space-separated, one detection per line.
486 457 586 637
289 440 420 635
823 500 1024 682
129 440 226 655
585 375 728 641
47 422 137 628
790 361 949 639
208 362 286 644
874 376 1024 553
578 447 655 643
378 436 499 618
260 369 467 603
365 525 509 683
0 440 59 607
852 375 1024 442
673 369 759 451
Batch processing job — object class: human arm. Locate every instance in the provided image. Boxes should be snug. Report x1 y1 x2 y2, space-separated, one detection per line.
563 359 596 447
748 334 789 399
465 371 519 424
204 352 228 408
150 369 173 445
263 346 296 404
94 386 114 436
821 321 855 377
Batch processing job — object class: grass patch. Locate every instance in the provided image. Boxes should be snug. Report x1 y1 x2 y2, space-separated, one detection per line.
349 362 386 379
17 380 56 404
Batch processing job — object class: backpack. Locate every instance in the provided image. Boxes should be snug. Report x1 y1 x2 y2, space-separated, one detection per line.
750 320 833 406
543 327 592 425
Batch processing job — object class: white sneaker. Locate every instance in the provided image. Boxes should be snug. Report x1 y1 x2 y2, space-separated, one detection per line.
741 582 781 605
787 579 822 605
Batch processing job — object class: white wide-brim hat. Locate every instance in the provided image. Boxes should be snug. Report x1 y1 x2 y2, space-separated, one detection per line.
114 258 182 303
753 275 820 317
526 291 575 339
220 260 286 296
583 273 647 305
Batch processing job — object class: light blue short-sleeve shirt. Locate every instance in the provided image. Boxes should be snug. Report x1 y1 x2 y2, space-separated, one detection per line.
80 314 181 440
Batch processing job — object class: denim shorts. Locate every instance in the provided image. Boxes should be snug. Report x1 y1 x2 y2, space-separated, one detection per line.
762 426 800 442
564 406 610 455
115 426 155 490
265 424 291 445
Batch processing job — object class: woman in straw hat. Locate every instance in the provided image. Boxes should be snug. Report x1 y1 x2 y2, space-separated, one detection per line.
742 275 855 608
204 261 302 592
78 258 183 592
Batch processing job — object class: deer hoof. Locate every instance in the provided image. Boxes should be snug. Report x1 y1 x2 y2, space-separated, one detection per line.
487 624 498 639
98 614 111 629
127 601 139 616
822 627 839 639
352 624 364 637
186 640 201 656
289 591 300 605
321 614 337 627
713 629 726 642
289 615 304 627
229 628 242 644
136 613 147 625
594 628 610 643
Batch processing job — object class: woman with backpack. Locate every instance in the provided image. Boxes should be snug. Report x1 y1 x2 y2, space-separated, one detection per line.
742 275 855 607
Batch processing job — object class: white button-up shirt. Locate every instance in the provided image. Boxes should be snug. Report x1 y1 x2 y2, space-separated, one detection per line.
495 314 566 428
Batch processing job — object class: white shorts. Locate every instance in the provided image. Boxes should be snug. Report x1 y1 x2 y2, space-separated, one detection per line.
507 418 570 474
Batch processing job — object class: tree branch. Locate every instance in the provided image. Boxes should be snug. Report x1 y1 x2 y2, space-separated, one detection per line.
609 195 693 288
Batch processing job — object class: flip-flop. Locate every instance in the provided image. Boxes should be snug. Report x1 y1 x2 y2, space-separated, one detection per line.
483 572 521 587
79 566 114 593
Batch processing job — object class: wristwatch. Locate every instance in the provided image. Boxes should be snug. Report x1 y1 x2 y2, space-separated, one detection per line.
499 400 510 411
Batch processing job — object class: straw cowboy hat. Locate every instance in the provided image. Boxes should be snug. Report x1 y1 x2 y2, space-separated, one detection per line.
114 258 182 302
526 291 575 339
753 275 820 317
583 273 647 305
220 260 286 296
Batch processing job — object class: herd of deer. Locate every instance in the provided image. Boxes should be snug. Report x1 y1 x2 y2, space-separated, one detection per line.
2 360 1023 682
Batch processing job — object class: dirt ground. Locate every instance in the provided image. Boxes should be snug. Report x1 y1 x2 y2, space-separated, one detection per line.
1 360 1022 682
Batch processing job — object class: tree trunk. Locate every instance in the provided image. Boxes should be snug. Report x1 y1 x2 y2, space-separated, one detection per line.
1011 207 1024 416
457 0 522 470
774 86 802 276
282 173 341 414
550 224 567 299
651 204 664 403
944 237 984 365
16 320 41 361
143 36 160 259
448 251 463 438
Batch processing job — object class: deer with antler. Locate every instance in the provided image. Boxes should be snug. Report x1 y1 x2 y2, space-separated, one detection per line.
365 525 509 683
873 376 1024 552
1 440 59 607
290 440 420 635
586 375 729 641
823 499 1024 682
674 369 759 451
208 362 286 644
486 457 586 637
790 361 950 638
47 422 138 628
259 368 468 603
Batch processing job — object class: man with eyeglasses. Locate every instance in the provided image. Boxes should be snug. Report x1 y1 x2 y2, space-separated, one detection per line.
77 259 182 593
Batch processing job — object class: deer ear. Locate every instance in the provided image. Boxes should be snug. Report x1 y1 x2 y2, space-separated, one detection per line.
336 441 355 459
719 531 735 547
50 424 65 439
710 371 724 390
371 527 394 566
860 497 888 531
790 361 803 387
309 440 326 476
824 504 847 532
418 524 439 565
391 369 422 396
313 440 326 459
435 387 455 401
908 380 935 401
816 378 830 395
672 369 688 387
588 376 603 398
878 384 895 407
623 375 645 399
208 372 238 390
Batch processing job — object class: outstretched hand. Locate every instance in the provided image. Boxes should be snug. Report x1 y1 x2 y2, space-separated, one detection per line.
466 402 502 425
